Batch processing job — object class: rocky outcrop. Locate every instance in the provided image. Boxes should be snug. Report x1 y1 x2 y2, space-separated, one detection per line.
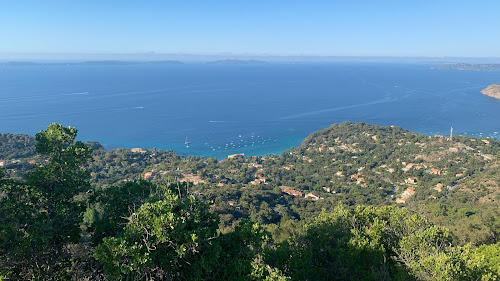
481 84 500 100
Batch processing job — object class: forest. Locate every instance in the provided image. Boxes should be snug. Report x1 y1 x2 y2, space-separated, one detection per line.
0 122 499 280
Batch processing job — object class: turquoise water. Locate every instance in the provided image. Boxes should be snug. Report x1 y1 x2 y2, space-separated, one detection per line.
0 63 499 159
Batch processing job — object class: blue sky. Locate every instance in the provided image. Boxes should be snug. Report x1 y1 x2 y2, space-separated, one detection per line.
1 0 499 57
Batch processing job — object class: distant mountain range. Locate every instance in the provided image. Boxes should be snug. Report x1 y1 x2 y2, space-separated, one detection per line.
0 60 184 66
0 59 272 66
207 59 268 65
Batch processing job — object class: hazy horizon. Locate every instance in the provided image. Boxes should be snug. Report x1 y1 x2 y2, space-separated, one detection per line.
1 1 500 58
2 52 500 64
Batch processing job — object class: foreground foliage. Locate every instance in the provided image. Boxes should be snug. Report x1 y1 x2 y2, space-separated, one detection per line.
0 124 92 279
266 204 498 280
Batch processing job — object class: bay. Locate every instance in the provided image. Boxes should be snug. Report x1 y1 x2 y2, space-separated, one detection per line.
0 62 499 159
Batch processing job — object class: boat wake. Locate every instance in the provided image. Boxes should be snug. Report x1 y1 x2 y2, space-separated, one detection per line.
280 96 395 120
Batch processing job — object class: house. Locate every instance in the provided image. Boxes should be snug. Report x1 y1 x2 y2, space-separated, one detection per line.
131 148 147 153
143 171 154 180
0 160 5 167
356 177 366 184
350 174 359 180
228 153 244 159
402 163 415 172
396 186 416 204
434 183 444 192
395 198 406 204
282 189 303 197
481 139 490 146
318 144 326 152
257 175 267 183
429 168 443 175
250 179 262 185
305 193 323 201
405 177 418 184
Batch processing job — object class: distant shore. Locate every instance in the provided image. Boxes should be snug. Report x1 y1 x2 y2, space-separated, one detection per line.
432 63 500 71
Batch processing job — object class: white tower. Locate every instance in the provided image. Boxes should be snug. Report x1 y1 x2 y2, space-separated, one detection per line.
450 127 453 142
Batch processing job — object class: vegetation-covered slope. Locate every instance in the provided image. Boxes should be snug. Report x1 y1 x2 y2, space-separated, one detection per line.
1 122 499 280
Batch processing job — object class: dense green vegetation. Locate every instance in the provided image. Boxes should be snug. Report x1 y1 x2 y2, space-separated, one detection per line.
1 122 499 280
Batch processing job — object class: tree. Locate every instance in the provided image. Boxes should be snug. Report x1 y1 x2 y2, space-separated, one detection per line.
0 123 92 280
95 182 274 280
88 180 156 245
265 204 498 281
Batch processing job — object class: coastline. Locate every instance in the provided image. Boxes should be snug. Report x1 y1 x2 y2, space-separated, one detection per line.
481 84 500 100
89 128 499 160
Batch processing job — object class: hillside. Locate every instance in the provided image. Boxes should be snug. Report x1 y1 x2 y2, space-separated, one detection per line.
1 122 499 246
1 122 499 280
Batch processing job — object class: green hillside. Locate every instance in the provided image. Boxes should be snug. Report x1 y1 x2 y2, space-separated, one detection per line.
1 122 499 280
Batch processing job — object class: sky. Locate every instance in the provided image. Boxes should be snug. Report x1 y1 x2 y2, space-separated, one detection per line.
1 0 500 57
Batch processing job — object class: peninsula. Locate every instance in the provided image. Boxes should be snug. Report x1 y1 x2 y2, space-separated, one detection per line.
207 59 268 65
481 84 500 99
432 63 500 71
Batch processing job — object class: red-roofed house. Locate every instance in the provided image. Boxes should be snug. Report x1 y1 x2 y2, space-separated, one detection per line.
144 171 154 180
283 189 303 197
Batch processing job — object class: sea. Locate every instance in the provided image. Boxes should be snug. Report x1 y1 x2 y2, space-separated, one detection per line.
0 62 499 159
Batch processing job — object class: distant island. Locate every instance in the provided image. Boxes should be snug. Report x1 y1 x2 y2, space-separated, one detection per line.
0 60 184 66
481 84 500 99
207 59 268 65
432 63 500 71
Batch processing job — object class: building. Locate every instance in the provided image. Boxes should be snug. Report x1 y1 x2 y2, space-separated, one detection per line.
131 148 147 153
143 171 154 180
228 153 244 159
282 189 303 197
305 193 323 201
404 177 418 184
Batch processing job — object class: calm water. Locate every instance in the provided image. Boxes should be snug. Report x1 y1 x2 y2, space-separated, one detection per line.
0 63 499 159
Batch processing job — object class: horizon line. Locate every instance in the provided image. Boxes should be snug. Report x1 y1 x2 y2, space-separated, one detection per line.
1 51 500 59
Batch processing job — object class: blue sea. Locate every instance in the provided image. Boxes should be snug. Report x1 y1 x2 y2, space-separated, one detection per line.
0 63 499 159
